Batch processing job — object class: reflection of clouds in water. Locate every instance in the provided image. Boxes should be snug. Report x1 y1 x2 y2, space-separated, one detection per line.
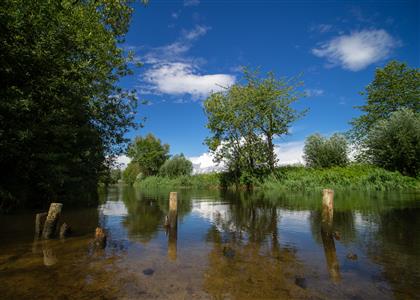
99 201 128 217
191 201 238 232
279 210 310 234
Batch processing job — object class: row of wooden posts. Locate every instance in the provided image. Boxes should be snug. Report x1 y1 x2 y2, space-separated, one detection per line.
33 190 337 276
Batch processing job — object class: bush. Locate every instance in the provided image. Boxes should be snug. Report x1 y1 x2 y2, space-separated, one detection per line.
122 162 141 185
303 133 349 168
159 154 193 177
364 108 419 177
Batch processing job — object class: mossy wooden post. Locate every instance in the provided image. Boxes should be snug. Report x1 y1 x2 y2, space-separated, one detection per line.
322 189 334 228
35 212 47 238
168 192 178 260
42 203 63 239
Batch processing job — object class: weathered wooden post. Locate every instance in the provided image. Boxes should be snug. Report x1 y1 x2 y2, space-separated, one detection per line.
167 192 178 260
59 223 71 239
322 189 334 227
34 212 47 238
320 189 340 282
42 203 63 239
94 227 107 249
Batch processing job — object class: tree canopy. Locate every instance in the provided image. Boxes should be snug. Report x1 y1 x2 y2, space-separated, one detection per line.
127 134 170 176
350 61 420 143
0 0 145 210
159 154 193 178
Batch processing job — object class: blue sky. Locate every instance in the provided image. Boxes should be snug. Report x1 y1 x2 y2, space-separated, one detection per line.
118 0 419 171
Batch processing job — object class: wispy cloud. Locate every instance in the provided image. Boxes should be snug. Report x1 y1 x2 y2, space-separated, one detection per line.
140 25 235 100
184 0 200 6
312 29 399 71
310 24 333 34
304 88 324 97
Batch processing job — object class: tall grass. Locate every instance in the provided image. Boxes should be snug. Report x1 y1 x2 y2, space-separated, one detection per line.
134 173 221 190
259 164 419 192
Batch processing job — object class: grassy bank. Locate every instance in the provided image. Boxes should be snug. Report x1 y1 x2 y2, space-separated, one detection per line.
133 165 419 192
261 164 419 191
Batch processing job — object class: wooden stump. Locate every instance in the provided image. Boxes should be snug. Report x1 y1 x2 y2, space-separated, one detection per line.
59 223 71 239
35 212 47 238
322 189 334 227
42 203 63 239
94 227 107 249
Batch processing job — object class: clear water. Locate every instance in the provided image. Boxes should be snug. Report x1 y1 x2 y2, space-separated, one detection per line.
0 186 419 299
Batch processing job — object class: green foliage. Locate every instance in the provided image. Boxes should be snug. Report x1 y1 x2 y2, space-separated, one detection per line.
204 68 306 186
122 162 141 186
364 109 420 177
259 164 419 192
127 134 170 176
350 61 420 143
135 173 221 190
0 0 145 210
303 133 349 168
159 154 193 177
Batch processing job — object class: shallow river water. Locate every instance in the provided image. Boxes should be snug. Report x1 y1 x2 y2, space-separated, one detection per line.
0 186 419 299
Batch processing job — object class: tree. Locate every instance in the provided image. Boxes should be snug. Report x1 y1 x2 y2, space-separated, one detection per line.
364 109 419 177
159 154 193 177
122 162 141 185
204 68 306 186
303 133 349 168
127 134 170 176
0 0 146 210
350 61 420 144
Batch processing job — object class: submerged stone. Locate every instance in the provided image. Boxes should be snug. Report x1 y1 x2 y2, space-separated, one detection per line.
346 252 358 260
222 246 235 258
143 268 155 276
294 276 307 289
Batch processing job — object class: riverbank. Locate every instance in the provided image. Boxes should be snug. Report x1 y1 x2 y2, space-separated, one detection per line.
133 164 419 192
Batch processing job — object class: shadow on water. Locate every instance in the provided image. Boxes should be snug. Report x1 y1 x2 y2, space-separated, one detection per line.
0 185 419 299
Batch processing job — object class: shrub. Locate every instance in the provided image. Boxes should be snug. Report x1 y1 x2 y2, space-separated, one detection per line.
303 133 349 168
159 154 193 177
364 108 419 177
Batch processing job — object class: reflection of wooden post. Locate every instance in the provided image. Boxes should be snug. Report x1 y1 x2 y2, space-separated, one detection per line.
35 212 47 238
42 241 58 266
168 192 178 260
42 203 63 239
321 227 341 282
322 189 334 227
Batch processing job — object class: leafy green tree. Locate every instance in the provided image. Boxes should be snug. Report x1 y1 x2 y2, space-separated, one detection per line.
303 133 349 168
0 0 146 210
159 154 193 177
122 162 141 186
204 68 306 186
350 61 420 143
127 134 170 176
364 109 419 177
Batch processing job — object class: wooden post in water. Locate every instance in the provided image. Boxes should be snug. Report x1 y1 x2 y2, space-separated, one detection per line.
42 203 63 239
35 212 47 238
167 192 178 260
94 227 107 249
322 189 334 227
320 189 340 282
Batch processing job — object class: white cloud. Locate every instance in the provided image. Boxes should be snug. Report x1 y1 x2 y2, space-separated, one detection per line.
144 62 235 98
312 29 398 71
189 152 224 174
183 25 210 41
116 155 131 169
184 0 200 6
274 141 305 165
304 88 324 97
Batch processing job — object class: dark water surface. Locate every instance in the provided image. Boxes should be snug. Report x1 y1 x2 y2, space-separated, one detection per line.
0 186 419 299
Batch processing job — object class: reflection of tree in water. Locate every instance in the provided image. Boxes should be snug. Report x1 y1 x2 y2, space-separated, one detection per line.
309 210 356 245
120 187 195 243
203 191 316 299
365 208 420 299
